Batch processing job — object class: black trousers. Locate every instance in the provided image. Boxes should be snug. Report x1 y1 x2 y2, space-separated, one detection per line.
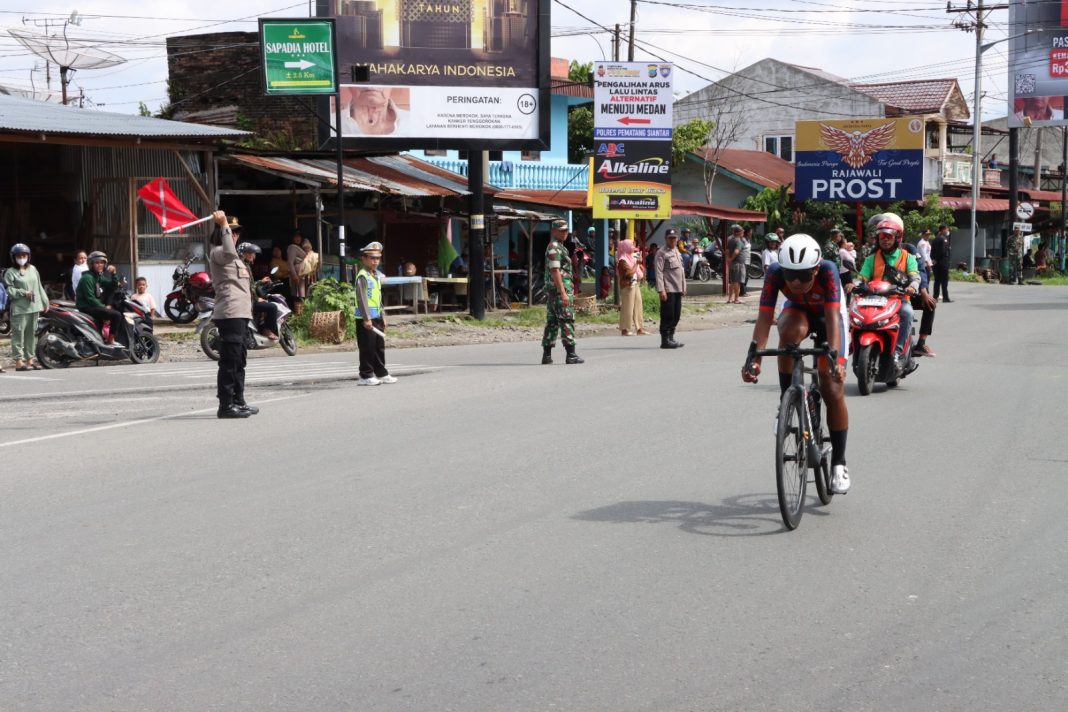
215 318 248 406
659 292 683 335
253 301 279 333
911 296 935 337
85 306 123 339
932 266 950 300
356 317 388 379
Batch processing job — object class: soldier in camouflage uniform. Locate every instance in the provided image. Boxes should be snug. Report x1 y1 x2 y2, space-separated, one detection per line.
541 219 584 365
1007 228 1024 285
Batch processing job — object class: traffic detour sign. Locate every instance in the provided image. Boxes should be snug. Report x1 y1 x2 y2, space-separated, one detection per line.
260 19 337 95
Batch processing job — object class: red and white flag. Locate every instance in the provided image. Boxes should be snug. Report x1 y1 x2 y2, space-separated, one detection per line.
138 178 198 232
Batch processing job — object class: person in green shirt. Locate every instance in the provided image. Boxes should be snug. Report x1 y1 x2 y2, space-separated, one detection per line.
855 213 920 370
75 251 122 344
2 243 50 371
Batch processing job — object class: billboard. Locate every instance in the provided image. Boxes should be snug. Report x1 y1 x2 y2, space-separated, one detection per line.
1008 0 1068 128
260 20 338 96
794 117 925 202
315 0 549 150
592 61 673 219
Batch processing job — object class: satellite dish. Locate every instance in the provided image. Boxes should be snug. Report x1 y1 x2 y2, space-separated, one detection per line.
8 28 125 105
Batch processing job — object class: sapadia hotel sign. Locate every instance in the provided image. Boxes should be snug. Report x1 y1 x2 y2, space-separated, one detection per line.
794 117 925 202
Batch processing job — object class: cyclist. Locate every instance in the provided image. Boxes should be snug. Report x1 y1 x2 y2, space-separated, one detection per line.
742 233 851 494
854 212 920 371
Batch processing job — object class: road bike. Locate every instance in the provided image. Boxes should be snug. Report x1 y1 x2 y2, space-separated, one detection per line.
745 337 836 530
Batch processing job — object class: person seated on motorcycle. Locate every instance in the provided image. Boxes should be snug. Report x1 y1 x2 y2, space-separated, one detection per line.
239 242 279 340
902 241 938 357
75 251 122 344
854 213 920 371
742 233 852 494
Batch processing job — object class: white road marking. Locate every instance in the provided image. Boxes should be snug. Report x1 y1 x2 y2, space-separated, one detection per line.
0 393 309 449
0 374 61 381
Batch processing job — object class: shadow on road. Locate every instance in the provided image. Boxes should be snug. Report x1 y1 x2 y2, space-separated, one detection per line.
573 496 829 537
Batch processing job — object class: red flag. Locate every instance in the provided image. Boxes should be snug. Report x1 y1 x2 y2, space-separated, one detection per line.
138 178 198 232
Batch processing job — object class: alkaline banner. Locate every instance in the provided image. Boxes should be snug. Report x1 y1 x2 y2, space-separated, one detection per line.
591 140 672 220
794 117 925 202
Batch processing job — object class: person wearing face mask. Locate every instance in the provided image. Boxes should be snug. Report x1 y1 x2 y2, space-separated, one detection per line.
2 243 50 371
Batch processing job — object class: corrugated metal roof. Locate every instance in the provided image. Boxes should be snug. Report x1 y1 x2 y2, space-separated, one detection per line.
225 153 488 197
939 196 1009 212
0 93 248 140
694 147 795 191
852 79 957 114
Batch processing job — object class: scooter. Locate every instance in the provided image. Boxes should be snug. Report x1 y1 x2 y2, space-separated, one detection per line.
165 256 214 324
35 277 160 368
849 279 918 395
196 273 297 360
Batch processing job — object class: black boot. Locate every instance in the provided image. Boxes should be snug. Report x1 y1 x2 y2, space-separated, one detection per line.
233 398 259 415
671 330 684 348
564 345 584 364
218 400 251 419
660 333 676 349
541 347 553 365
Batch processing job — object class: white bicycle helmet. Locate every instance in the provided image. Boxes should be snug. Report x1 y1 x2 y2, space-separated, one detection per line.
778 233 822 270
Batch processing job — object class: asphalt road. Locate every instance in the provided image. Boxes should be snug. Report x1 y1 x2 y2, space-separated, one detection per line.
2 282 1067 711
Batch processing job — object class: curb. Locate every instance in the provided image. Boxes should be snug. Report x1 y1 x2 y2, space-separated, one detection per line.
0 366 441 404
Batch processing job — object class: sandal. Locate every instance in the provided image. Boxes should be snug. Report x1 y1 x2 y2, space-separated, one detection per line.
16 365 29 372
30 361 42 370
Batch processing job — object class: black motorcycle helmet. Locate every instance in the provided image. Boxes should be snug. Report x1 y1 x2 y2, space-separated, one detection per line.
237 242 261 256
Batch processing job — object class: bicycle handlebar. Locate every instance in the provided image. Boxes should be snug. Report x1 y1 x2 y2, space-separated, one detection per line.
744 340 838 383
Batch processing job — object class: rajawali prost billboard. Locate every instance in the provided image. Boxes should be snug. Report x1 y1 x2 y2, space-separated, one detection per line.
315 0 549 149
794 117 925 202
592 61 673 220
1007 0 1068 128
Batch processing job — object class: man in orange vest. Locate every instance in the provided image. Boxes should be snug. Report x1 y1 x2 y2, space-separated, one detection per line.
855 213 920 371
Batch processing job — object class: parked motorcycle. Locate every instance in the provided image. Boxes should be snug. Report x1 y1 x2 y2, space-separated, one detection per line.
0 268 9 336
165 256 214 324
573 244 596 279
35 277 160 368
196 274 297 360
849 280 918 395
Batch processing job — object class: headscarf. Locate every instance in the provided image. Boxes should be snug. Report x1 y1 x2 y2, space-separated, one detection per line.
617 238 637 269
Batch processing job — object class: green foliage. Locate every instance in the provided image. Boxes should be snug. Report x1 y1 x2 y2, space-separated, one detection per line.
743 186 791 228
567 105 594 165
672 119 715 166
639 282 662 316
293 279 358 342
568 60 593 84
949 269 980 282
861 195 955 239
137 102 152 117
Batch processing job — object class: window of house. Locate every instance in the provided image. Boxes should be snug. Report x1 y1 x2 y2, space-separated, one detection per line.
521 150 541 161
763 135 794 162
424 149 447 157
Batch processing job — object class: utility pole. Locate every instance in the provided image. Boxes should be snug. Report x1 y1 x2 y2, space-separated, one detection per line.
627 0 637 61
1061 127 1067 272
613 24 621 62
1033 127 1043 191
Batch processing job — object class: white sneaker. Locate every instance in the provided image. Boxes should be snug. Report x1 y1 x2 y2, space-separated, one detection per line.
831 464 851 494
379 375 398 384
357 376 381 386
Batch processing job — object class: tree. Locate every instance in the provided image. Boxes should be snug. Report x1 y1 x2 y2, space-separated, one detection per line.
568 60 592 84
672 118 714 167
137 101 152 117
567 106 594 165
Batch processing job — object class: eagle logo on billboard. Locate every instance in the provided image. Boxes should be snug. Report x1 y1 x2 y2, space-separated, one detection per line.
819 121 896 169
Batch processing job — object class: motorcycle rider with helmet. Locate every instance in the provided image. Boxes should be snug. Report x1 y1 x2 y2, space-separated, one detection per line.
853 213 920 372
75 251 122 344
742 233 852 494
238 242 280 340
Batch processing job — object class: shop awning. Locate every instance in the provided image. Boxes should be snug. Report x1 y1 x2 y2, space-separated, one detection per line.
224 153 495 197
495 190 766 221
939 196 1010 212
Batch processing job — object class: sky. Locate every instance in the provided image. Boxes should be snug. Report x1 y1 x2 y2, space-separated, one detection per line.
0 0 1020 121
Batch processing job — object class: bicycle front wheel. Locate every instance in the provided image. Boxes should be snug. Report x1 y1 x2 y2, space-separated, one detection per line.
775 387 808 530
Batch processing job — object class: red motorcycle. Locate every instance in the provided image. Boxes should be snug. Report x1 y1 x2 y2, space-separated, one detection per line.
165 256 214 324
849 279 917 396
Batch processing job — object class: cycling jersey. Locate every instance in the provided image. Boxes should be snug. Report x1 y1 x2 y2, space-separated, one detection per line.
760 260 848 357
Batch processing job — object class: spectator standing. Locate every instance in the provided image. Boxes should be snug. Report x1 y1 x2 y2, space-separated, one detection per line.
1007 228 1024 284
286 232 307 313
616 238 646 336
903 241 938 357
839 240 857 305
761 232 781 275
541 219 584 365
740 227 753 296
645 242 659 290
69 250 89 299
654 228 685 349
726 224 745 304
917 229 933 281
2 243 49 371
930 224 952 302
1035 242 1050 273
208 212 256 418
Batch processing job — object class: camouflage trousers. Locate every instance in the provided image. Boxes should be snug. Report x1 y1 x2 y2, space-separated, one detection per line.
542 297 576 348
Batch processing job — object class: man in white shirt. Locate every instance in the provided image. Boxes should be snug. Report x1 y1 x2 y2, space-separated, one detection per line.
69 250 88 299
917 229 933 280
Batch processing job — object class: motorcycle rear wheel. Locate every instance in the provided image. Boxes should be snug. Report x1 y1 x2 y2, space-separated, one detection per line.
130 330 160 364
164 296 196 324
200 324 221 361
280 324 297 356
0 313 10 336
855 343 878 396
35 333 70 369
697 262 712 282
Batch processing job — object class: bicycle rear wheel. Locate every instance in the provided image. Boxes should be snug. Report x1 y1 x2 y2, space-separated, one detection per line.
775 387 808 530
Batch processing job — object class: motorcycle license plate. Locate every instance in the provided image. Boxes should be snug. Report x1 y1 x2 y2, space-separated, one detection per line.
857 296 888 307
